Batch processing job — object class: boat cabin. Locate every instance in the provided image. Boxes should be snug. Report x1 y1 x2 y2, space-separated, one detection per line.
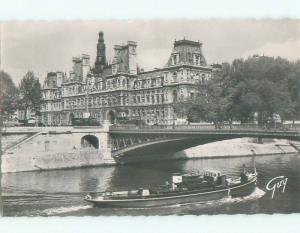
203 170 222 182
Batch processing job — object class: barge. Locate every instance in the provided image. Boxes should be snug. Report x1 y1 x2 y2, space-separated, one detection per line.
84 167 258 208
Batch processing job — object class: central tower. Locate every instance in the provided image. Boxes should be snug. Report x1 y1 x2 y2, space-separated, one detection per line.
94 31 107 73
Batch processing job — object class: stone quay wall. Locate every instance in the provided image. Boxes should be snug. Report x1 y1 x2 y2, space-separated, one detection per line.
1 125 115 173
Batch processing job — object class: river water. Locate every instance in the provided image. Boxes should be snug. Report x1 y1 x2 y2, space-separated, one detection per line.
2 153 300 216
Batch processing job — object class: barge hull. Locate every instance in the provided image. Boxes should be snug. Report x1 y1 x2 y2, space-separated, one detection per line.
86 178 257 208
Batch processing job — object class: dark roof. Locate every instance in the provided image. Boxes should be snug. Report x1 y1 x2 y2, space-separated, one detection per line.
174 39 202 47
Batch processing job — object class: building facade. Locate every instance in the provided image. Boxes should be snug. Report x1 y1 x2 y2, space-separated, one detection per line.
41 31 212 126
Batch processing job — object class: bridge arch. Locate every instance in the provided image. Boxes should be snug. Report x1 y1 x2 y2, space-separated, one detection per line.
110 128 300 163
81 135 99 149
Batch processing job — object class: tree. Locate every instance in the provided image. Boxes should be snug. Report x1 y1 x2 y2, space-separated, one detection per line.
187 56 297 128
189 63 231 128
286 60 300 121
0 70 19 120
18 71 41 120
228 56 294 125
172 97 190 120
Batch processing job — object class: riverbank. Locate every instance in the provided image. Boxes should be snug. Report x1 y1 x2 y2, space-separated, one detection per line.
174 138 299 159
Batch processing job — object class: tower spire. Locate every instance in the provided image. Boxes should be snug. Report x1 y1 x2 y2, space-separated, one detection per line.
94 30 106 73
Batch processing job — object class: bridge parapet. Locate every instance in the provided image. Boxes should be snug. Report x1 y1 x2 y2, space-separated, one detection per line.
110 123 300 133
2 125 107 134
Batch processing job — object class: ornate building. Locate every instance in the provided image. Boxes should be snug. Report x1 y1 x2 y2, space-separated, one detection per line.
41 31 212 126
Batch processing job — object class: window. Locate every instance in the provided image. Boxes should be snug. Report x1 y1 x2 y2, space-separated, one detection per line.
202 74 206 83
190 92 194 99
164 72 168 82
173 72 177 82
172 54 179 65
112 64 117 74
172 90 178 102
194 54 201 65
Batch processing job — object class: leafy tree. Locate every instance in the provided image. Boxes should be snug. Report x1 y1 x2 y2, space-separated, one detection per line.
187 56 297 127
286 61 300 121
18 71 41 120
189 63 231 128
228 56 294 124
172 97 190 120
0 70 19 120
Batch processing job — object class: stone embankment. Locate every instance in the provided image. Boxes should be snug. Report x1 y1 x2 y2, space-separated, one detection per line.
1 125 113 173
175 138 299 159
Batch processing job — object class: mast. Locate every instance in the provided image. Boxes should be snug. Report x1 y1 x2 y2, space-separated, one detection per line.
251 149 257 174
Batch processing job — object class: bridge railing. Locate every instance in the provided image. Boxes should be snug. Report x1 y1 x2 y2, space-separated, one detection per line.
110 123 300 132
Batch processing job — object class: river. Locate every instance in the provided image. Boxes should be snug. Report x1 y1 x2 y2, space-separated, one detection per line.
1 153 300 216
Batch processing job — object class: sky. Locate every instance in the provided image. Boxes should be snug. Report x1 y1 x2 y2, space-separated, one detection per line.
1 19 299 84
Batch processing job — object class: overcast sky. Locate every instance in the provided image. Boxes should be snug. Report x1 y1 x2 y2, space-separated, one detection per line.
1 19 299 84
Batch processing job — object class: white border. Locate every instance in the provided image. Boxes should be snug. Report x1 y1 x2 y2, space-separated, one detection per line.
0 0 299 20
0 0 299 232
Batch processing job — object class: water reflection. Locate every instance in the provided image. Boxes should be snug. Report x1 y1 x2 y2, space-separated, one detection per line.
2 153 300 216
2 166 115 195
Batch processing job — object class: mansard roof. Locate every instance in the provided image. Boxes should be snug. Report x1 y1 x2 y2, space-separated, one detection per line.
166 38 207 67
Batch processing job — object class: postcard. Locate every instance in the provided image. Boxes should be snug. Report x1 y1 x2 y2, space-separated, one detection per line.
0 1 299 231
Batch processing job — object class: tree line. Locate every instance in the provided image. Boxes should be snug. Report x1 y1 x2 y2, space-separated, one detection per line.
184 55 300 127
0 71 41 121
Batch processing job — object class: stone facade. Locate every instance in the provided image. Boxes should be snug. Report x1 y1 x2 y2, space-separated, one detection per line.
41 32 212 126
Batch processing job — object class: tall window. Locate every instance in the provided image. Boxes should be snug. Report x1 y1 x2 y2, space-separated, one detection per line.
194 54 201 65
172 54 179 65
112 64 117 74
172 90 178 102
173 72 177 82
202 73 206 83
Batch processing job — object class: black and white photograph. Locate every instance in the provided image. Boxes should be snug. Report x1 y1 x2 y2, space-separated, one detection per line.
0 17 299 219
